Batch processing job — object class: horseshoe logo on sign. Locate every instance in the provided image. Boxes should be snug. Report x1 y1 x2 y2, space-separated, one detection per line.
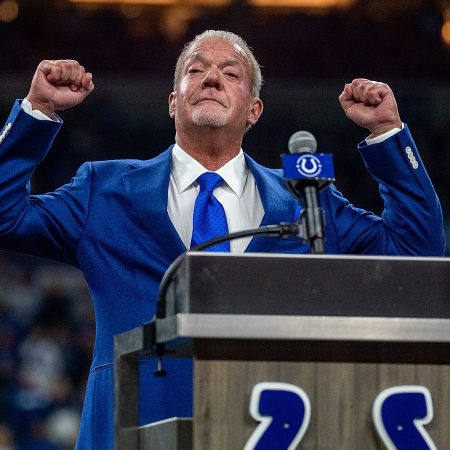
296 154 322 177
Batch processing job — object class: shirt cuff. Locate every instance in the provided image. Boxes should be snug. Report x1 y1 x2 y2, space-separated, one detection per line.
21 97 55 121
365 123 404 145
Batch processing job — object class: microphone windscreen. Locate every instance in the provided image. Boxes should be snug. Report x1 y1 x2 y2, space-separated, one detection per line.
288 131 317 154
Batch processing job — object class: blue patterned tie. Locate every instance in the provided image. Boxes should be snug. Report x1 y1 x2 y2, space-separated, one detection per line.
191 172 230 252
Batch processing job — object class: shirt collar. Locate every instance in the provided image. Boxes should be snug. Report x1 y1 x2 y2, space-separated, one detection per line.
171 143 248 198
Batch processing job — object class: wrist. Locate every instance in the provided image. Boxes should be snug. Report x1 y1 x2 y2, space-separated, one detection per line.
368 120 402 139
26 97 57 120
365 124 403 145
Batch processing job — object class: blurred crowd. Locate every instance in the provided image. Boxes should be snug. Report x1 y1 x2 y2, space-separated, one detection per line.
0 253 93 449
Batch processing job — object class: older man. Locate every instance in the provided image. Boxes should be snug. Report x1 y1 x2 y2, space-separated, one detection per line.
0 30 444 448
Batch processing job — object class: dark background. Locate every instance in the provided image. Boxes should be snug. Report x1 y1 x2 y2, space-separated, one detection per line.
0 0 449 447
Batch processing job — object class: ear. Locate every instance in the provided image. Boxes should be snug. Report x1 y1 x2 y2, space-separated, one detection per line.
168 92 176 118
247 97 264 126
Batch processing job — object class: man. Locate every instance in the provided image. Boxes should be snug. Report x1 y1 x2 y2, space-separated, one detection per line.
0 30 444 449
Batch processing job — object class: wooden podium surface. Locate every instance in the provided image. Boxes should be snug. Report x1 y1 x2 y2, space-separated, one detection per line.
115 253 450 449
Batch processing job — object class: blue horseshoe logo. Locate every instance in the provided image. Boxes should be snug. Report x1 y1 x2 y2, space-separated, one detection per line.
296 154 322 177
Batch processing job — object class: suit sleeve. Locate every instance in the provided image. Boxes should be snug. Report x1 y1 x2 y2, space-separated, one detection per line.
322 125 445 256
0 100 91 265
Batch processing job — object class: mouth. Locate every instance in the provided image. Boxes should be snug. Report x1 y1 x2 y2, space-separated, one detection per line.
194 98 225 107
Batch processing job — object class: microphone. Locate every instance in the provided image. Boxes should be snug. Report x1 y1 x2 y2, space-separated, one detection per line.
288 130 317 154
282 131 335 254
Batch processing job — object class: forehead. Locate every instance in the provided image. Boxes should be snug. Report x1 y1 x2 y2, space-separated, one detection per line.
183 38 249 68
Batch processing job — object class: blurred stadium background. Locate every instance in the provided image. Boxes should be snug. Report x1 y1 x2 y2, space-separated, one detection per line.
0 0 449 447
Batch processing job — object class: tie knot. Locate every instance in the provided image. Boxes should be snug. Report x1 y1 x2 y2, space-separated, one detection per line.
197 172 224 194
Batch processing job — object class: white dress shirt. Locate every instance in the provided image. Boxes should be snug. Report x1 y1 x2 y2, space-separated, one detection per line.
168 144 264 253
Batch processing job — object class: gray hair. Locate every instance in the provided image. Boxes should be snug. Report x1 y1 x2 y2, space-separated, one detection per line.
173 30 263 98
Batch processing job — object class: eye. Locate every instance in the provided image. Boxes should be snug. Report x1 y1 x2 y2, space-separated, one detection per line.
188 67 202 75
225 72 238 79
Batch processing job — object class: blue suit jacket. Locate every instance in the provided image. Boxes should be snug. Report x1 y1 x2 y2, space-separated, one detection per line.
0 101 444 449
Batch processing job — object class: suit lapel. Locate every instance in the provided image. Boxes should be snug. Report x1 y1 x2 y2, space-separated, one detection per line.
122 147 186 261
244 154 305 253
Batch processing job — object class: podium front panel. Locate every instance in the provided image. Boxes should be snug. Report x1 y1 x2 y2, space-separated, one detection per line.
194 339 450 449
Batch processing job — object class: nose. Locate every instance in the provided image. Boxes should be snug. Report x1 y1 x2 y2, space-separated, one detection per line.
201 66 222 89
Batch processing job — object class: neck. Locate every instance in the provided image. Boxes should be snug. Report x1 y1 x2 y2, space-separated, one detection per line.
176 127 243 171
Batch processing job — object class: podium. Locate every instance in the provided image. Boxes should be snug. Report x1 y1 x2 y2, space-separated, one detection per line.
114 253 450 449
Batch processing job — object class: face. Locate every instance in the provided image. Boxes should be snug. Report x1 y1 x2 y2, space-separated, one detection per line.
169 38 263 134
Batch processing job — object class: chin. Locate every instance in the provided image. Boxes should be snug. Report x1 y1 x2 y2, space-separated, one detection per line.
192 114 227 128
191 107 228 128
